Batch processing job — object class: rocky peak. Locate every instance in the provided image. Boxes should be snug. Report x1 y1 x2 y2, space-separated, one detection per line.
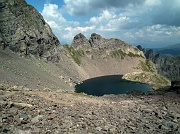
145 49 156 62
89 33 104 48
71 33 144 57
71 33 90 49
0 0 60 61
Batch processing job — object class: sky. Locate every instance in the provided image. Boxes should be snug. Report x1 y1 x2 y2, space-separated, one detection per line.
25 0 180 48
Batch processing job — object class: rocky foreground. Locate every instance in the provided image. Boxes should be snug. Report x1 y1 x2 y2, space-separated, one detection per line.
0 87 179 134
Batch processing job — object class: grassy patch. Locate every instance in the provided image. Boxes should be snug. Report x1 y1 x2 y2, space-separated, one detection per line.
64 45 84 65
127 52 144 58
70 92 86 96
111 49 126 59
140 60 155 72
111 50 143 59
124 72 170 89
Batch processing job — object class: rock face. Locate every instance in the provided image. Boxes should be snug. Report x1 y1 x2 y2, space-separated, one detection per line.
0 0 60 61
71 33 91 49
72 33 144 57
137 46 180 81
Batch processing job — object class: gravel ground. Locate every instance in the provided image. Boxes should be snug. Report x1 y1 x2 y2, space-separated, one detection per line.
0 87 179 134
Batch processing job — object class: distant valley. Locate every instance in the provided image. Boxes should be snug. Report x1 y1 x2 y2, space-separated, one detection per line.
153 43 180 56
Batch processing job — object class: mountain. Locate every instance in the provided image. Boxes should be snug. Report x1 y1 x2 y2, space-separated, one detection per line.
0 0 61 61
137 45 180 81
64 33 170 89
0 1 176 133
154 43 180 56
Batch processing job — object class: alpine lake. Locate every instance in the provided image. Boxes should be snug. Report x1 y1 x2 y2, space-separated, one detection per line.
75 75 152 96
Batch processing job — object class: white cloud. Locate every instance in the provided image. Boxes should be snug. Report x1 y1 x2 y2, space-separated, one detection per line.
62 0 145 16
88 10 140 32
46 20 62 29
41 4 66 28
134 25 180 47
65 26 95 33
90 10 116 24
41 4 82 44
63 26 96 43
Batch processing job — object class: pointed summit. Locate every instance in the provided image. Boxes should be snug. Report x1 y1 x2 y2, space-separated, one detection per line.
72 33 91 49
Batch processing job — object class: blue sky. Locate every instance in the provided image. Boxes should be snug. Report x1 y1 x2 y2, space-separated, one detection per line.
25 0 180 48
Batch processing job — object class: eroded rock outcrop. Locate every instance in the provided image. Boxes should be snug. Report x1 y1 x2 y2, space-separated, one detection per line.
0 0 60 61
71 33 91 49
72 33 144 57
137 45 180 81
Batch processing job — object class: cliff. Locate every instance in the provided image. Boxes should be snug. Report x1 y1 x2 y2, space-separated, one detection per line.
0 0 60 61
137 45 180 81
72 33 144 57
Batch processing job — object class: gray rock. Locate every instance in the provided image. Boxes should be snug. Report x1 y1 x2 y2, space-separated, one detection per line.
0 0 61 61
72 33 91 49
19 113 29 121
31 115 44 123
95 127 102 131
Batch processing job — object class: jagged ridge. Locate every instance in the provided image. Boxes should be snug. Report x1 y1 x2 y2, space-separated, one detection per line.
72 33 144 58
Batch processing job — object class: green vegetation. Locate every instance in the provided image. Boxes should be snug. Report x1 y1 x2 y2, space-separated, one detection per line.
124 59 171 89
111 49 126 59
111 49 143 59
127 52 144 58
140 60 155 72
64 45 84 65
85 50 91 54
43 88 51 92
123 72 171 89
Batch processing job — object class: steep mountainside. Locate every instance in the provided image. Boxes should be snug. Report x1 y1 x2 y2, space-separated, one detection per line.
0 49 74 91
137 45 180 81
69 33 145 78
0 0 60 61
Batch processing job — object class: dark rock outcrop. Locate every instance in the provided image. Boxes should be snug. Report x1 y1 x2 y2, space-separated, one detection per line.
71 33 91 49
0 0 60 61
89 33 105 48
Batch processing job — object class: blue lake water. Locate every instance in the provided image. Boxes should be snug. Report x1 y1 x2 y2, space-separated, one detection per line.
75 75 152 96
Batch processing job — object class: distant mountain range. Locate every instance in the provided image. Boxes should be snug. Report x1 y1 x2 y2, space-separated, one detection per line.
153 43 180 56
